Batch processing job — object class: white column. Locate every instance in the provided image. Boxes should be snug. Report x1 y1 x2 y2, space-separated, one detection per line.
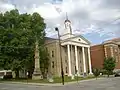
67 45 72 76
110 47 114 57
104 47 107 58
75 45 79 74
82 47 86 73
88 47 93 74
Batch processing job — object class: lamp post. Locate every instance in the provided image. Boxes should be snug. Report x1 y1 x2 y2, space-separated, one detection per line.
55 27 64 85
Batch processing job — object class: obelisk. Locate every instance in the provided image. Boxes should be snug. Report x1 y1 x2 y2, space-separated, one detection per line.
32 40 42 80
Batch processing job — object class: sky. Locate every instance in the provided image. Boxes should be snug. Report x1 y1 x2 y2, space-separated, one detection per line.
0 0 120 44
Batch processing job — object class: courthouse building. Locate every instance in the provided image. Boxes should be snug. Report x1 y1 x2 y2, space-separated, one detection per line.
91 38 120 70
45 18 93 76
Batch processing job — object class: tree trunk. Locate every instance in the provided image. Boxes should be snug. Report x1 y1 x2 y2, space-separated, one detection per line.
15 70 19 79
43 66 46 79
96 77 97 80
107 73 109 77
29 71 32 79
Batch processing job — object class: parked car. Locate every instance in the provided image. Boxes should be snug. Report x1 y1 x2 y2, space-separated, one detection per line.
0 70 12 79
114 71 120 77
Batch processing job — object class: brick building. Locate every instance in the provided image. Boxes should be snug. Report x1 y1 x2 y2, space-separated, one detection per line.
90 38 120 70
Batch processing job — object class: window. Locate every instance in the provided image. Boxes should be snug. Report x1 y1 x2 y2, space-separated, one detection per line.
116 56 119 62
65 59 67 64
65 56 67 64
51 50 54 57
80 59 81 63
80 67 82 72
52 61 54 68
78 39 81 41
65 48 67 53
75 66 77 73
66 67 68 73
115 48 117 52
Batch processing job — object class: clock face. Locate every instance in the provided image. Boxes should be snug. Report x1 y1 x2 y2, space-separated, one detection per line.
65 22 71 29
66 22 70 27
67 23 69 27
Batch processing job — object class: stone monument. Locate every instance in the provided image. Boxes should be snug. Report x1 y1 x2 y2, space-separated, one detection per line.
32 41 42 80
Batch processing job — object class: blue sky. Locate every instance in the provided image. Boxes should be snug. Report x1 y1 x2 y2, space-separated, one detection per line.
0 0 120 45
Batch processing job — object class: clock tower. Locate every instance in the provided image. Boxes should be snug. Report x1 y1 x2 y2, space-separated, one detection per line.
64 13 72 35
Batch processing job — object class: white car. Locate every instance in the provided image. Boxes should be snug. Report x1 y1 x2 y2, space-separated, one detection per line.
0 70 12 79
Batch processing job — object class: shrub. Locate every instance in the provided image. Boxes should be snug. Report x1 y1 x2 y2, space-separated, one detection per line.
92 68 100 79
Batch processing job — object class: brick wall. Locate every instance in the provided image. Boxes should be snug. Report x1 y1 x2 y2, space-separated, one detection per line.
104 44 120 69
91 43 120 70
90 44 105 69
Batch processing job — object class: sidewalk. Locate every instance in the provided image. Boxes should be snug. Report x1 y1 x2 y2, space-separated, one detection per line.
64 77 106 85
1 77 105 86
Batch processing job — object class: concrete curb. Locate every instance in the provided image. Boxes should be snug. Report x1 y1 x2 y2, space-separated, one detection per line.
0 81 62 86
64 77 106 85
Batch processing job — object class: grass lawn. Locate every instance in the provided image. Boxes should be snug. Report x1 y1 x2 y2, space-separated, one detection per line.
53 76 95 83
0 76 96 84
0 78 49 83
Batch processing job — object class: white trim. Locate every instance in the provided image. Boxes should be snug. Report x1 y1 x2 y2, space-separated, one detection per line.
110 47 114 57
75 46 79 74
104 44 118 46
88 47 93 74
61 41 90 48
67 45 72 76
82 47 86 73
104 47 107 58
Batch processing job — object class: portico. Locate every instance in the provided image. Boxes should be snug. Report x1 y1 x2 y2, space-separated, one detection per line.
61 41 92 76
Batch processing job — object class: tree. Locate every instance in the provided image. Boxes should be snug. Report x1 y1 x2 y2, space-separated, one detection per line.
103 57 116 77
92 68 100 80
40 47 50 78
0 9 46 78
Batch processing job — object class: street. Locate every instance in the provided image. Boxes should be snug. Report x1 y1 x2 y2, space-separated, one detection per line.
0 77 120 90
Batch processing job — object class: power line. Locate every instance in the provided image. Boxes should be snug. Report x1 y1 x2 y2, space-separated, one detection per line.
95 16 120 33
0 46 33 48
99 17 120 37
74 16 120 35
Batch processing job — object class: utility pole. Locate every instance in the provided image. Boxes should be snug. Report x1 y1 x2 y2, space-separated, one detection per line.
55 27 64 85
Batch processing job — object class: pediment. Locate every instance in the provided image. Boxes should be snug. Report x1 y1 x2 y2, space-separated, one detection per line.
61 34 90 45
69 35 90 45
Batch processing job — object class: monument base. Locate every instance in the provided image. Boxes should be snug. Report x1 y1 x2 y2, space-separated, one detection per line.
89 72 93 75
32 68 43 80
32 74 43 80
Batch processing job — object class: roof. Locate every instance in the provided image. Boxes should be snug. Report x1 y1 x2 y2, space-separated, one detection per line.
64 19 71 23
91 44 103 47
103 37 120 44
108 37 120 42
71 34 91 44
45 37 58 41
79 35 91 44
45 34 91 45
45 37 58 45
0 70 12 72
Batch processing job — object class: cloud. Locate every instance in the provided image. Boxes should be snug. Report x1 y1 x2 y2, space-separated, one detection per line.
1 0 120 44
101 0 120 9
91 9 120 21
0 0 15 13
29 3 60 19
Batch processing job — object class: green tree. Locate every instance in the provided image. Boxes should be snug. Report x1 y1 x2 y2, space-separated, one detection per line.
40 47 50 78
103 57 116 77
92 68 100 80
0 9 46 78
